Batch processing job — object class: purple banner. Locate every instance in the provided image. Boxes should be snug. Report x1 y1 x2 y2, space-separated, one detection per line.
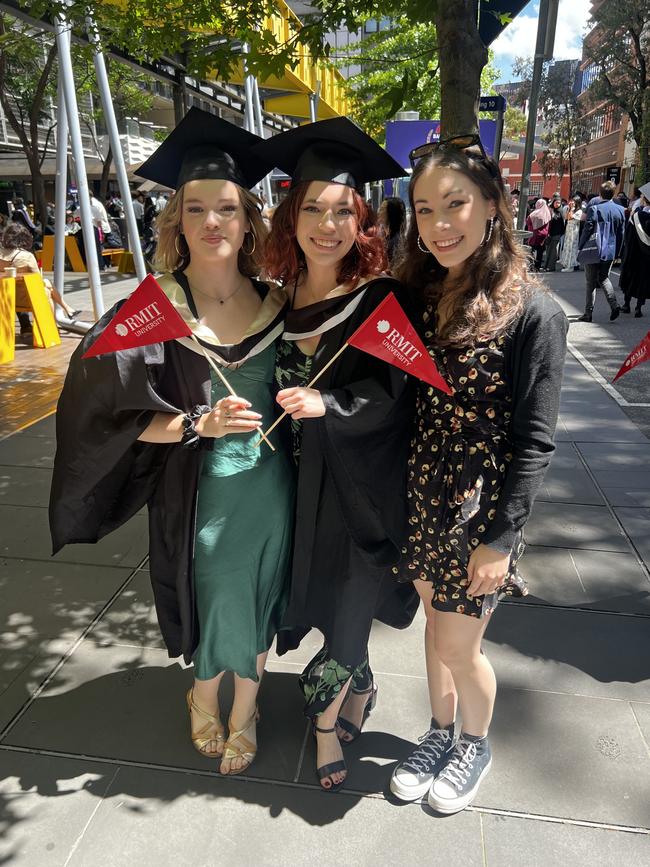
385 119 497 172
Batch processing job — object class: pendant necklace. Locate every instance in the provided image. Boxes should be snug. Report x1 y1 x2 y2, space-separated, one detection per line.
191 278 247 305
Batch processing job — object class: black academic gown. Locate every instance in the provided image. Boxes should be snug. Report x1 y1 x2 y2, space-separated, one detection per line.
619 210 650 303
49 274 287 663
276 277 419 666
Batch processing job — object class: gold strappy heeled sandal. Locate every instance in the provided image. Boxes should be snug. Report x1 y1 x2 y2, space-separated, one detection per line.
220 708 260 775
186 688 226 759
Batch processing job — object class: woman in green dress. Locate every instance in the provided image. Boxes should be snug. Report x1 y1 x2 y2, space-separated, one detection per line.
51 110 293 776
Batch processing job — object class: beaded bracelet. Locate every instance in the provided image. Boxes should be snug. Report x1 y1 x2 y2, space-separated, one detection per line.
180 404 211 449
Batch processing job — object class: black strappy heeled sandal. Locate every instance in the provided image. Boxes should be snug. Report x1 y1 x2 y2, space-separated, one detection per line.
313 723 347 792
337 682 378 743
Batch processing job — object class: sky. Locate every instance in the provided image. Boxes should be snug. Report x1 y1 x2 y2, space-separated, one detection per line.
491 0 593 83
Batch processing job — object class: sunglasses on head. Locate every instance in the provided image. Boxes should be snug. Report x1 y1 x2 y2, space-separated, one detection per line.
408 133 502 186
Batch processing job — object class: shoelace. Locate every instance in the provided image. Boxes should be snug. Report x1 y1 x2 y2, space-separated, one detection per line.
402 726 452 774
437 738 478 791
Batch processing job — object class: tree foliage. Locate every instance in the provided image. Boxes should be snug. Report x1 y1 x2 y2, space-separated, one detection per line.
514 57 589 194
582 0 650 182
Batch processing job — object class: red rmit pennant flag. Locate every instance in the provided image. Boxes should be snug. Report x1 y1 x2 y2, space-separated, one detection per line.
613 330 650 382
348 292 451 394
83 274 192 358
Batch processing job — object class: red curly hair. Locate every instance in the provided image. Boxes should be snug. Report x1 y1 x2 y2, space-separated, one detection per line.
264 181 387 287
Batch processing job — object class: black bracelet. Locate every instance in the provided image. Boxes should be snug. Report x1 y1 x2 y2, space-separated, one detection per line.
180 404 211 449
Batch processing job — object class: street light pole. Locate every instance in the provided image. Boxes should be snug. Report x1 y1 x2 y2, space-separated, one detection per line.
53 46 69 304
516 0 559 230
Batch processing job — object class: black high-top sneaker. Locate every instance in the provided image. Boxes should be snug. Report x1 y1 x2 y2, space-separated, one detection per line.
389 719 455 802
427 733 492 814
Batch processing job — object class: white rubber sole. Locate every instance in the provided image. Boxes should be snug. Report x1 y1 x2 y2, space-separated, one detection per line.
389 772 435 802
427 758 492 814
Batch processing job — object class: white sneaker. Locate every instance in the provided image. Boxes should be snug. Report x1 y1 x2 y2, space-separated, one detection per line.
390 720 454 801
560 268 573 272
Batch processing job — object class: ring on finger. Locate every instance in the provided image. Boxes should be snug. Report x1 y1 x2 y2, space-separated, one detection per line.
224 410 231 418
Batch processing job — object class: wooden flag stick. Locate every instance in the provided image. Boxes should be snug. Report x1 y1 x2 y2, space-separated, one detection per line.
191 335 275 452
255 341 350 449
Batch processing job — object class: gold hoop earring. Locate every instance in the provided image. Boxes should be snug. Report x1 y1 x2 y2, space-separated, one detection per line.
241 230 256 256
417 234 429 254
174 234 186 258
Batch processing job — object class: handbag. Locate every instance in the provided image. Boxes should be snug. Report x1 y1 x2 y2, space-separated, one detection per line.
577 220 601 265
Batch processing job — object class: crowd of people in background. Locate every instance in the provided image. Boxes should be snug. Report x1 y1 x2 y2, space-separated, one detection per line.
513 182 649 320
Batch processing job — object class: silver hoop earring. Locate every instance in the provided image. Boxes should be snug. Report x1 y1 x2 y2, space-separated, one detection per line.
242 230 256 256
417 234 429 254
174 234 186 258
483 216 495 245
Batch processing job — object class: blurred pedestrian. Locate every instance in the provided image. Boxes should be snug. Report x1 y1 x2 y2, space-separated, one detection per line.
132 193 145 235
525 198 551 271
377 196 406 269
559 197 582 271
577 180 625 322
620 182 650 318
11 197 37 238
542 197 566 272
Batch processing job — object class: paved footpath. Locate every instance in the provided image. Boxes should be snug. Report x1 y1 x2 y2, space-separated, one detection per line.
1 271 649 866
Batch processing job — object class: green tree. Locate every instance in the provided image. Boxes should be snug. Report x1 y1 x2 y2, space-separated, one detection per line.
41 0 516 139
582 0 650 183
503 105 527 140
0 14 57 223
514 57 589 194
335 17 499 141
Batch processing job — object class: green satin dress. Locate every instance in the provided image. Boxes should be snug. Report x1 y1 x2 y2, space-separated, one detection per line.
192 342 294 681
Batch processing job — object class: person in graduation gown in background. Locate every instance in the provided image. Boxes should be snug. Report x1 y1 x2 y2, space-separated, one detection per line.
49 109 294 776
256 118 418 792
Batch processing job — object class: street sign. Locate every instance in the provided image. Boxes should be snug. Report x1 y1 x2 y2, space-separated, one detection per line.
479 95 506 113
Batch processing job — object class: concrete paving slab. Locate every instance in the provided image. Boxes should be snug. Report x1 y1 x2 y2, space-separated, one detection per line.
0 504 149 567
478 688 650 827
88 570 165 650
4 644 307 785
614 508 650 564
481 813 650 866
486 605 650 701
631 702 650 754
593 470 650 489
0 434 56 468
519 546 650 614
537 467 603 505
0 558 136 731
576 442 650 470
6 414 56 439
0 465 52 507
525 502 629 552
0 751 119 867
599 487 650 508
65 765 483 867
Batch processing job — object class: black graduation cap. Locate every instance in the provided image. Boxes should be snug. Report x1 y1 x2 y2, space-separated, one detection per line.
136 107 272 190
255 117 404 189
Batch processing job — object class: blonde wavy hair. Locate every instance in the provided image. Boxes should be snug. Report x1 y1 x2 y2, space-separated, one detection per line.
153 184 267 277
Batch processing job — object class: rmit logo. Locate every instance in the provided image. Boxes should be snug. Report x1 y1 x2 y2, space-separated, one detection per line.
116 302 163 334
377 318 422 362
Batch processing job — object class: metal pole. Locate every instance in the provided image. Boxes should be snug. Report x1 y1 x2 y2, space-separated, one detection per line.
86 14 146 282
493 109 504 163
53 44 68 302
516 0 559 230
241 44 256 134
251 77 273 206
308 82 321 124
54 14 104 318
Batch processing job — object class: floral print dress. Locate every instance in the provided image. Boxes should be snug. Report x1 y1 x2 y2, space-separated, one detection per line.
394 304 527 618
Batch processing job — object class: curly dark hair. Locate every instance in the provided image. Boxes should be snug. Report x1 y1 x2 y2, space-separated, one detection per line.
394 147 535 347
264 181 387 287
2 222 33 251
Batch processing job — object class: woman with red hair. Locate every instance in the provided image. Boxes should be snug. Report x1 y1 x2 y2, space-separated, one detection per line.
259 119 417 793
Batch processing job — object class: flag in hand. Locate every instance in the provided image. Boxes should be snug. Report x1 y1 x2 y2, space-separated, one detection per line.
347 292 451 394
613 330 650 382
82 275 192 358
